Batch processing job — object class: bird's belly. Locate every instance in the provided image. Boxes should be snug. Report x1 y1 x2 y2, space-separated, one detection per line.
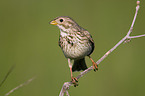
62 43 92 59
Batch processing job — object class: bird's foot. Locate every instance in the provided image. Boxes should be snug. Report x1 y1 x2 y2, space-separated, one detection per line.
92 61 98 72
71 77 78 87
88 56 98 71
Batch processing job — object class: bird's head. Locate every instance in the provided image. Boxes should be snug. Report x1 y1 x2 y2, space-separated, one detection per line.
50 16 80 32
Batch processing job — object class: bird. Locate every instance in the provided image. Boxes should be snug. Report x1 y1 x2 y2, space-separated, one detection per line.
50 16 98 86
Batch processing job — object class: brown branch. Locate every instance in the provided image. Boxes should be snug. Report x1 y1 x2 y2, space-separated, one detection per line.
59 1 144 96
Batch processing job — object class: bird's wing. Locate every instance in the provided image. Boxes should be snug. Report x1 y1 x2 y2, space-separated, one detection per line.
81 30 95 56
82 30 94 44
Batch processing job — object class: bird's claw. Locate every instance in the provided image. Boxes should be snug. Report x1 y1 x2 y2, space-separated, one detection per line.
71 77 78 87
93 62 98 72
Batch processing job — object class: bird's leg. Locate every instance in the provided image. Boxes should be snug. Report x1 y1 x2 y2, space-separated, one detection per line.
68 59 78 87
88 56 98 71
70 67 78 82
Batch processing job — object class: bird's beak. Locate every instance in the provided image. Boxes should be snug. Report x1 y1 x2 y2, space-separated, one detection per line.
50 20 58 25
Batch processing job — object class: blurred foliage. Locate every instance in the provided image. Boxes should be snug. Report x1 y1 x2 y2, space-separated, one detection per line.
0 0 145 96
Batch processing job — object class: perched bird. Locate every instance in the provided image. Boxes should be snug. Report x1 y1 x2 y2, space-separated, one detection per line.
50 16 97 86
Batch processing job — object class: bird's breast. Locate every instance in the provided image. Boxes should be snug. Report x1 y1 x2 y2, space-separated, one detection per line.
59 34 93 59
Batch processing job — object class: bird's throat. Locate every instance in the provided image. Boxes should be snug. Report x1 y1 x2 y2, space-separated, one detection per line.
60 30 68 37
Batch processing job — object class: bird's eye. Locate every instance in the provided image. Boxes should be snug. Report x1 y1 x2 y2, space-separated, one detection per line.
60 19 63 22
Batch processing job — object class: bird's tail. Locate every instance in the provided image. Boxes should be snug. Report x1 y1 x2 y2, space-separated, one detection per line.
72 58 87 72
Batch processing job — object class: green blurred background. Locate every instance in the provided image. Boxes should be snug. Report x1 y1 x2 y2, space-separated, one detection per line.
0 0 145 96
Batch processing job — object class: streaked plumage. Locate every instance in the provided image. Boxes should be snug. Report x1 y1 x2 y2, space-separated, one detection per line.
50 16 97 86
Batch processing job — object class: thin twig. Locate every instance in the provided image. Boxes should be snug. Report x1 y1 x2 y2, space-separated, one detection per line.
0 65 15 88
129 34 145 38
59 1 144 96
5 77 36 96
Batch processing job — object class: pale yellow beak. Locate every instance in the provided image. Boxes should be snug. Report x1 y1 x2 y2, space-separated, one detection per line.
50 20 58 25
